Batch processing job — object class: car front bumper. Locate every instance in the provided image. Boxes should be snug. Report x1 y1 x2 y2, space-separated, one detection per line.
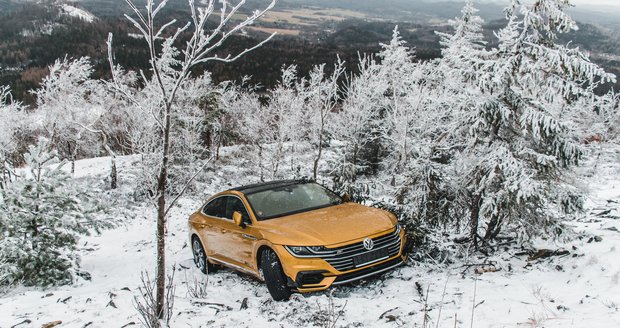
274 227 408 292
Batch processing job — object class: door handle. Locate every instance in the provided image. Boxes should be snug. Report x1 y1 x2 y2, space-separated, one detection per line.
242 234 256 240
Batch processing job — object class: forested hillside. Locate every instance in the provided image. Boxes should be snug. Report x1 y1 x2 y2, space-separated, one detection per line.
1 1 619 105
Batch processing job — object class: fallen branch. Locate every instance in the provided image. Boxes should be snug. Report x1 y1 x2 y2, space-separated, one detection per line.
379 307 398 320
460 261 498 275
527 249 570 262
41 321 62 328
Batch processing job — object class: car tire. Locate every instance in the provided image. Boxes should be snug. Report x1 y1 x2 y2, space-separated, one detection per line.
260 249 291 301
192 237 216 274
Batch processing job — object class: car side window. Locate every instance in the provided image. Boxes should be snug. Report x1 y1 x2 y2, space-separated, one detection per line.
225 197 251 224
202 197 226 218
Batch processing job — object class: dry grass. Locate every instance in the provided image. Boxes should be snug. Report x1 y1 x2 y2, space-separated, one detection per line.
185 273 209 299
259 8 367 26
247 26 301 36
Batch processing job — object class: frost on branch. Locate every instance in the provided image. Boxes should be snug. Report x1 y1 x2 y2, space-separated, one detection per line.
33 57 104 171
0 86 28 189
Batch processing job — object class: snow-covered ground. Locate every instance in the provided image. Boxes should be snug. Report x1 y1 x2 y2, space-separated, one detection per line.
1 145 619 327
60 4 96 23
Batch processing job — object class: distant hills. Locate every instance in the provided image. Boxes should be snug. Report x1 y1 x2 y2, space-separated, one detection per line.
0 0 618 104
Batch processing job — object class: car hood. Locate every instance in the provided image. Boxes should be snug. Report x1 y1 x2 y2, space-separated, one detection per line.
255 202 397 246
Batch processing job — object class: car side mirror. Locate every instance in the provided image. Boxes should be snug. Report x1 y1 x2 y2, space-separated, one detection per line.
232 211 246 228
342 193 352 203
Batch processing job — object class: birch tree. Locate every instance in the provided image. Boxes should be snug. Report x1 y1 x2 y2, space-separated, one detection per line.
107 0 276 321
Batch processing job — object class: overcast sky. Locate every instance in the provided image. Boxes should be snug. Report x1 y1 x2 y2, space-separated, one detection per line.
478 0 620 8
571 0 620 7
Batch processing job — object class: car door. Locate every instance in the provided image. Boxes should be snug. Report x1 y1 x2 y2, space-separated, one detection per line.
199 196 227 259
214 196 260 271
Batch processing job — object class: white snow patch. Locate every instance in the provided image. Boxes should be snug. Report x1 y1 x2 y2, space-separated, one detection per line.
61 4 96 23
127 33 144 39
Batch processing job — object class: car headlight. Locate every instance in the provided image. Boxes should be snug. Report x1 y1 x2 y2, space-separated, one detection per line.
285 245 327 257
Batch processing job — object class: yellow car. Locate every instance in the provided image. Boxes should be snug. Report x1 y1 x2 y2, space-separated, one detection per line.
188 179 407 300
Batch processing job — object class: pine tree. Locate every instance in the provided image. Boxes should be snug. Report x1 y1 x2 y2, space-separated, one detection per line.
0 138 107 286
376 26 418 182
398 0 491 231
460 0 616 246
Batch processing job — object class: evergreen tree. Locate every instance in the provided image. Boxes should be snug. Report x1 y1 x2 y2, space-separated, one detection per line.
0 138 107 286
376 27 418 182
460 0 615 246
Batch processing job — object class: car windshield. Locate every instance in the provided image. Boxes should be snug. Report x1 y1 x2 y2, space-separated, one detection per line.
245 182 343 220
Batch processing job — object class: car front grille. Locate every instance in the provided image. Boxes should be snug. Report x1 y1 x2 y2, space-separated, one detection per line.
316 229 401 272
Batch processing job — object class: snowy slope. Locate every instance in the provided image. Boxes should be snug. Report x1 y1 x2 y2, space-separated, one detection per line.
60 4 96 23
0 145 619 327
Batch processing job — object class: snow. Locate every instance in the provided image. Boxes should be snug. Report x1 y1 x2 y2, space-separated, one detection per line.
60 4 96 23
1 145 619 327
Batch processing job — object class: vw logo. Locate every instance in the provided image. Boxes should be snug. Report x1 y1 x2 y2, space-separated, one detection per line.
363 237 374 250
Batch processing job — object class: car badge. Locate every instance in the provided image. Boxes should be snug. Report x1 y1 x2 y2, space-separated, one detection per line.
363 237 374 250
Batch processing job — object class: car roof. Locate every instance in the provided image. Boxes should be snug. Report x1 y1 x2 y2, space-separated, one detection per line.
229 178 313 195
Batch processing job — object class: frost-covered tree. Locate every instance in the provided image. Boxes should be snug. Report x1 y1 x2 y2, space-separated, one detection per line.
0 86 28 189
34 57 103 172
263 66 305 179
107 0 276 318
330 55 383 189
601 91 620 140
435 0 487 75
301 60 345 180
376 27 418 183
222 66 315 181
458 0 616 246
219 80 270 178
0 138 107 286
393 0 490 230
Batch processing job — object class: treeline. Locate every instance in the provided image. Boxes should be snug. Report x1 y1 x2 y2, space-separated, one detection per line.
4 3 618 106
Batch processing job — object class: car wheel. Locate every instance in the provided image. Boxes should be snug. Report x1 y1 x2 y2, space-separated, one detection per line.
260 249 291 301
192 237 216 274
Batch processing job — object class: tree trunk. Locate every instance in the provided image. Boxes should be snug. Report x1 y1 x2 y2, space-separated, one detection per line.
258 144 264 182
482 215 502 242
469 194 481 249
352 144 358 182
273 141 282 179
313 132 323 180
68 141 76 174
110 156 117 189
1 160 7 190
155 105 172 320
